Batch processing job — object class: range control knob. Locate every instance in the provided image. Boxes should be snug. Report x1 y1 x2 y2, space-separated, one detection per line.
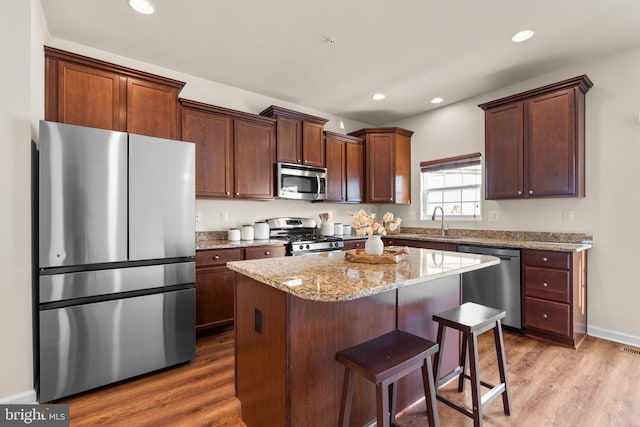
299 245 304 250
306 244 310 250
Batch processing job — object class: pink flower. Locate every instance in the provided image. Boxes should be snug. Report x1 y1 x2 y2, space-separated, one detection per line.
348 211 402 236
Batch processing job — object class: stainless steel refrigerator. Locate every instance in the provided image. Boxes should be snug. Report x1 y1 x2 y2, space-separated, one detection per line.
37 120 196 402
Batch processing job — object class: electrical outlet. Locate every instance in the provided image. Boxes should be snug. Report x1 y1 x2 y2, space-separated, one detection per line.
220 211 229 222
254 308 262 335
488 211 499 222
562 210 574 223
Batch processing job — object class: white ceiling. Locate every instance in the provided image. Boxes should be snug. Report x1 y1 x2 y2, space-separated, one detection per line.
40 0 640 125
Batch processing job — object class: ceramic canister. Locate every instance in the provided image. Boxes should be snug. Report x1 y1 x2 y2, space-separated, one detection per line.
319 222 334 236
228 228 241 242
241 224 254 241
334 223 343 236
253 222 269 240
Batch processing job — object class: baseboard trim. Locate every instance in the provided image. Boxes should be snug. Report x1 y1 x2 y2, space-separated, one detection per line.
0 389 37 404
588 326 640 348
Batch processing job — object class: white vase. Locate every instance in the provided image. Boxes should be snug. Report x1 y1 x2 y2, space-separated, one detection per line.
365 235 384 256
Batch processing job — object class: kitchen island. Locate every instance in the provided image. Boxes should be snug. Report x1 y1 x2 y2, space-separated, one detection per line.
227 248 499 427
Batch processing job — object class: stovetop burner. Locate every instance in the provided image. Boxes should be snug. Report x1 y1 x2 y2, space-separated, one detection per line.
287 234 343 244
266 217 345 255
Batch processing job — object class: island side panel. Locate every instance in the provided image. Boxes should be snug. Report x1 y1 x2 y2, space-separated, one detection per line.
288 291 397 427
397 274 461 411
235 274 288 427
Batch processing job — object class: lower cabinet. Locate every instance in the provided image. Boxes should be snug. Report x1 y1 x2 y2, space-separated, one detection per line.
523 249 587 348
195 248 243 333
383 237 458 252
343 239 366 250
195 245 286 335
244 245 287 260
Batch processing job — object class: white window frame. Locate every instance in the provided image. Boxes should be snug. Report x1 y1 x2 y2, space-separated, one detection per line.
420 153 482 221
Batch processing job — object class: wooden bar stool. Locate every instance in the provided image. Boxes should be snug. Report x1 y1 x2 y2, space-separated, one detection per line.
336 329 440 427
432 302 512 427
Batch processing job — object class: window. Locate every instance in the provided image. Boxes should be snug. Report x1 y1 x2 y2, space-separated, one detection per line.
420 153 482 221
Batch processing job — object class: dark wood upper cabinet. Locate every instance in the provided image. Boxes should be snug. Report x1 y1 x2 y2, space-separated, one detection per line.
180 101 233 198
479 75 592 199
483 102 524 199
325 131 363 203
348 127 413 204
45 46 185 139
179 99 275 200
260 105 329 167
325 134 346 202
345 139 364 203
233 119 276 199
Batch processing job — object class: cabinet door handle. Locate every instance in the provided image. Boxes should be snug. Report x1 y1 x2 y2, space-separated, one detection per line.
529 190 534 195
542 257 548 262
236 192 240 196
226 191 230 195
542 313 548 319
517 190 522 195
214 255 220 260
265 251 270 256
543 282 548 287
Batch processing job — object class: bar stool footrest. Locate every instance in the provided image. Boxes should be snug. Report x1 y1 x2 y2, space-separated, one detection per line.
436 366 464 388
436 394 474 419
480 383 506 408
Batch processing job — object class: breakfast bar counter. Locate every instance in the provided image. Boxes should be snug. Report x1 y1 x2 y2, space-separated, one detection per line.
227 248 499 427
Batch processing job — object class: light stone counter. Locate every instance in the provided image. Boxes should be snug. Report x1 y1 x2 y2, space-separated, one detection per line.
227 247 499 302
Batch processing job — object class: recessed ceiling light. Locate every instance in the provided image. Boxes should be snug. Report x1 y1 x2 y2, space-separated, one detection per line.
512 30 534 43
430 97 444 104
372 93 386 101
129 0 154 14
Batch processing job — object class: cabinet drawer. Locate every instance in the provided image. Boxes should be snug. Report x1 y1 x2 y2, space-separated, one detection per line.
244 245 287 260
524 267 570 303
524 249 570 269
196 248 243 267
344 240 366 250
525 297 570 337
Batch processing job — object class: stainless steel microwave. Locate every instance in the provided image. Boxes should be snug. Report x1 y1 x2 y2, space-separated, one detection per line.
276 162 327 201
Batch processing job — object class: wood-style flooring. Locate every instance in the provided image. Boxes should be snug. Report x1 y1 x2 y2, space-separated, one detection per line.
60 330 640 426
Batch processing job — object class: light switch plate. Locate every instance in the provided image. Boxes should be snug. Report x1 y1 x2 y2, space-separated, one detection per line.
488 211 499 221
562 210 574 223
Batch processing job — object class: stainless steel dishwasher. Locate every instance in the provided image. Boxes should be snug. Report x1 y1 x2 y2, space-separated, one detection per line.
458 245 522 331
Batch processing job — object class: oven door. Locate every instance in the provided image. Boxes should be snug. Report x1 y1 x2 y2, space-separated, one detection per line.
277 162 326 201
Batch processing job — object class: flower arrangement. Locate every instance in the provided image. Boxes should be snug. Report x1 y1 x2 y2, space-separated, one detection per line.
348 210 402 236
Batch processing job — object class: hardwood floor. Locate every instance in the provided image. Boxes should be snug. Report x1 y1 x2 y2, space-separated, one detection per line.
60 332 245 427
60 330 640 426
397 331 640 427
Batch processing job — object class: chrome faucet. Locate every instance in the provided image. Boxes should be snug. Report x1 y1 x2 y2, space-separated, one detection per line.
431 206 447 237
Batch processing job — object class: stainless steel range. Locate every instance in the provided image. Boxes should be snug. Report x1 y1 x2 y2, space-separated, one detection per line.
267 217 344 256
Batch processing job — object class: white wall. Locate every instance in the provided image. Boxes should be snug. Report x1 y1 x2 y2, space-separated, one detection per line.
385 45 640 343
0 0 47 403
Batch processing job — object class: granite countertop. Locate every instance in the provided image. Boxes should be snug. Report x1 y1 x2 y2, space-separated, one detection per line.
197 239 288 251
379 233 592 253
197 228 592 252
227 247 499 302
